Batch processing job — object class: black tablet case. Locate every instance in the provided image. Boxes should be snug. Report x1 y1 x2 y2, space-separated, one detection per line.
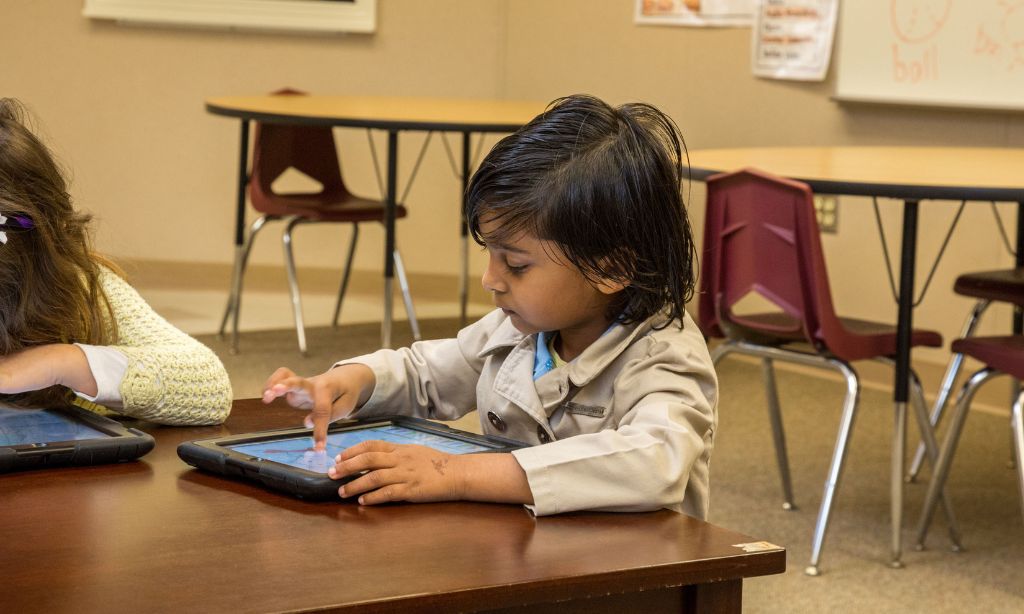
0 405 155 473
177 416 524 501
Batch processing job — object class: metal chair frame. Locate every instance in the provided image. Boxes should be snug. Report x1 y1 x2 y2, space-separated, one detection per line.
712 340 961 576
916 368 1024 547
908 298 1021 481
219 214 420 356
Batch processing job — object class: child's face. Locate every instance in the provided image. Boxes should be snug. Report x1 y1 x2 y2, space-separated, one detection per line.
479 216 620 342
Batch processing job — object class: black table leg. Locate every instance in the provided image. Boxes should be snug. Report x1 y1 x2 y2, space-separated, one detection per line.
892 198 920 569
1015 202 1023 336
234 120 250 249
459 131 471 325
382 130 398 349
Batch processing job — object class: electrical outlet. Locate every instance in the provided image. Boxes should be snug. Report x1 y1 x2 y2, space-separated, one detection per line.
814 195 839 233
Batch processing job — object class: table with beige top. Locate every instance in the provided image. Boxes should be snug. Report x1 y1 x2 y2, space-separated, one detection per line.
206 95 548 348
686 146 1024 567
0 399 786 613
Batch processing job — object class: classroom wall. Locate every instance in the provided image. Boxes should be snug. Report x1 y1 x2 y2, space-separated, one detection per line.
3 0 1022 363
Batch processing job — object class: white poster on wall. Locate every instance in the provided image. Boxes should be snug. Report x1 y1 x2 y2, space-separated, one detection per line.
835 1 1024 111
635 0 755 27
752 0 839 81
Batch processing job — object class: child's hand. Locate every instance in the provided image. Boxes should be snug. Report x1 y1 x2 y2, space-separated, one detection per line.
0 344 97 397
261 364 375 450
328 441 464 504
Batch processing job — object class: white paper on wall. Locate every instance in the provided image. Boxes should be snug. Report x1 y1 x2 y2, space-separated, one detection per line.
752 0 839 81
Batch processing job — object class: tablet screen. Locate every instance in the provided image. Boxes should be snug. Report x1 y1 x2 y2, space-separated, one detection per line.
226 424 494 473
0 407 110 446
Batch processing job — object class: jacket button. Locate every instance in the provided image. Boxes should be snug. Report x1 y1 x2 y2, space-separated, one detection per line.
537 425 551 443
487 411 507 432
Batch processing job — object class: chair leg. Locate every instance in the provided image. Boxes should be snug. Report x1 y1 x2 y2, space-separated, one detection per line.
908 299 990 481
332 224 360 329
393 249 421 341
1012 390 1024 523
219 215 271 354
806 360 860 577
218 244 246 340
915 368 997 549
761 358 797 511
908 372 963 551
282 216 308 356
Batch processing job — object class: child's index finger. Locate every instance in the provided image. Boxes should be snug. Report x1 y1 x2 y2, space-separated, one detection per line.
310 383 334 451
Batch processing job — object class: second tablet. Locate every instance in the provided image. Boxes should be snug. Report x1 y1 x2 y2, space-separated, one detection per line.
177 416 524 500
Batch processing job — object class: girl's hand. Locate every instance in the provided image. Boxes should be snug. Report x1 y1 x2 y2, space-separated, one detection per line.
0 344 97 397
328 441 464 504
261 364 375 450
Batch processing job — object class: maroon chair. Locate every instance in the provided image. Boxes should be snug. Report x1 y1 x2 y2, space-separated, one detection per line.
699 168 959 575
907 268 1024 481
218 89 420 355
916 330 1024 545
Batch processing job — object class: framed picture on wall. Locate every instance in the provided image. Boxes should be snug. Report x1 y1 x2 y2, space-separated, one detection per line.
83 0 376 34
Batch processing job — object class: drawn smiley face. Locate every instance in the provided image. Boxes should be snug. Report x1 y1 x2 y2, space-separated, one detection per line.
890 0 952 43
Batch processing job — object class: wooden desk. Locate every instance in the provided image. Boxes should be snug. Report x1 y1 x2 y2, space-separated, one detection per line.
206 95 547 348
0 399 785 613
687 146 1024 568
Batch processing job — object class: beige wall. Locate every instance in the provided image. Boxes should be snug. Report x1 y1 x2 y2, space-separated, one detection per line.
4 0 1022 363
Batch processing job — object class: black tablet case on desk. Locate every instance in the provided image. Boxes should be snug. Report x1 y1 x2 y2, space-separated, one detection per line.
0 405 155 473
178 415 524 501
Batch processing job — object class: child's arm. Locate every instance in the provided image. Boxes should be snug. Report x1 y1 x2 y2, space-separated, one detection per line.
328 441 533 505
92 266 233 425
262 364 376 449
0 344 98 397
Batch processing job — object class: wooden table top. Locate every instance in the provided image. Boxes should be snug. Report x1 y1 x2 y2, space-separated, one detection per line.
0 399 785 613
686 146 1024 201
206 95 548 132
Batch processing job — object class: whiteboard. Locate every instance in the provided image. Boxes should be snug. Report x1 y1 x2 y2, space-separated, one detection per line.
834 1 1024 111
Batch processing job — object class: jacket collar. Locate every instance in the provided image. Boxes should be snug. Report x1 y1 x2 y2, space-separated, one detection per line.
477 314 529 357
563 312 671 387
477 310 675 386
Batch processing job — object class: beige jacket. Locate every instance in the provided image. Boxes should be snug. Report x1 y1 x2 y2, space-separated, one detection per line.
342 308 718 517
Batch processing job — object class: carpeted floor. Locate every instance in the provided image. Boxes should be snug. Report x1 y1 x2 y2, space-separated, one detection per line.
197 319 1024 613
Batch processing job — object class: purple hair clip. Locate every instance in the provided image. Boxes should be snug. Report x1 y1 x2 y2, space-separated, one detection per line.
0 213 34 244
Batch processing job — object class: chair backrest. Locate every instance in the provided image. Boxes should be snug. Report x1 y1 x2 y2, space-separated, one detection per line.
248 89 350 215
698 168 847 354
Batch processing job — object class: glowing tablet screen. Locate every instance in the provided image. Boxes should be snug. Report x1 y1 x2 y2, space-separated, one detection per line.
0 407 109 446
225 424 493 473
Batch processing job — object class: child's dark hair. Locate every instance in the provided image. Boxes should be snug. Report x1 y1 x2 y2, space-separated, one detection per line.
465 94 696 327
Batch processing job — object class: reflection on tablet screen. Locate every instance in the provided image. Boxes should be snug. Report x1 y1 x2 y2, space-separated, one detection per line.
226 425 493 473
0 407 109 446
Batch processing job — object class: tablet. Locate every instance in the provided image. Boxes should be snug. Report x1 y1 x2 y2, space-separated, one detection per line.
0 405 155 473
177 416 524 500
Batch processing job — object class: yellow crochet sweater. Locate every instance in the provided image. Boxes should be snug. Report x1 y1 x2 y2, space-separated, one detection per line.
73 267 233 425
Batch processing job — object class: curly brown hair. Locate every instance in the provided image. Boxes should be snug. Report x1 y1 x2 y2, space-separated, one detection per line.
0 98 118 408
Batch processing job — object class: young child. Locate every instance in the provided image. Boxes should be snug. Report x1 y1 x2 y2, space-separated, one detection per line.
0 98 232 425
262 94 717 516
